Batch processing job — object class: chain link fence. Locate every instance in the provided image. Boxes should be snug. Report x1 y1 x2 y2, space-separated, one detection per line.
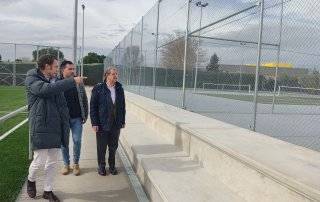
109 0 320 152
0 42 104 86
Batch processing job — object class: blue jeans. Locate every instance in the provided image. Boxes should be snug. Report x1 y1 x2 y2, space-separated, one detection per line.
61 118 83 165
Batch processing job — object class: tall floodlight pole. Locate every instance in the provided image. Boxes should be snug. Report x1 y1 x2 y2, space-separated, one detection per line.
239 42 246 91
139 17 144 94
193 1 208 92
252 0 265 131
81 4 85 76
13 44 16 86
73 0 78 71
181 0 191 109
129 29 133 86
271 0 284 113
153 0 161 100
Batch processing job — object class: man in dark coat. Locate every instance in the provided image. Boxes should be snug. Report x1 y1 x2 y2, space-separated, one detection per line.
90 66 126 176
25 54 85 201
59 60 88 176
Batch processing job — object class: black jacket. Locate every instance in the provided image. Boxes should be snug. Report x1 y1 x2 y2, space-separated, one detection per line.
25 68 75 150
58 76 88 123
90 81 126 131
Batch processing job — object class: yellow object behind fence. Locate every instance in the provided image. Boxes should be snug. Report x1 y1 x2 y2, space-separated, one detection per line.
246 62 293 68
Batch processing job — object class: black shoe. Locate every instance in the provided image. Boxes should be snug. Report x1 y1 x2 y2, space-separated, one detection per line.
109 167 118 175
43 191 60 202
27 180 36 198
98 167 106 176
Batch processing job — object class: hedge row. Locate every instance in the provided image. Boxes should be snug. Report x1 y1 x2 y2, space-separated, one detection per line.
0 63 302 91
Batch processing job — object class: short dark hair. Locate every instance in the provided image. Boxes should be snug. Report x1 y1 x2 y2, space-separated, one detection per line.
60 60 74 70
37 54 57 70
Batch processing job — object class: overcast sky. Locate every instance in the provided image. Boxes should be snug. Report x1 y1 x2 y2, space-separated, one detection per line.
1 0 319 69
0 0 157 60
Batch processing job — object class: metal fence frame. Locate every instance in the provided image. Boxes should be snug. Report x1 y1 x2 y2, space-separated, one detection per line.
0 42 83 85
108 0 275 131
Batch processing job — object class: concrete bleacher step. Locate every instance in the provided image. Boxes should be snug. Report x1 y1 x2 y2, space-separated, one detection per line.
141 157 246 202
121 112 245 202
122 92 320 201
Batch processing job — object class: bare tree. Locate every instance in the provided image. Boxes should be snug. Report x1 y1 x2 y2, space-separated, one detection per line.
122 45 143 68
160 31 206 71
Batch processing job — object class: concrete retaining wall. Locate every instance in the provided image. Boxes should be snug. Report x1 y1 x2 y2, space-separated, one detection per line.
122 91 320 201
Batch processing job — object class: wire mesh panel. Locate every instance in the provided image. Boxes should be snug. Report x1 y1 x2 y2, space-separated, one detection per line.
59 47 74 62
15 44 37 86
0 43 15 86
185 0 262 130
107 0 320 152
256 0 320 151
158 0 188 47
128 21 143 93
138 4 159 99
116 41 124 84
0 43 76 86
123 31 132 88
154 0 189 107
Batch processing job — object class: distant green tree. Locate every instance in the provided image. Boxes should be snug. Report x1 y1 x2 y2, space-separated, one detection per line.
206 53 220 72
299 68 320 89
279 74 300 87
32 47 64 61
83 52 106 64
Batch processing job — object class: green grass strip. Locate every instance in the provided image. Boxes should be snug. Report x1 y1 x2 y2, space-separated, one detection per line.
198 93 320 106
0 86 26 117
0 114 27 136
0 123 29 202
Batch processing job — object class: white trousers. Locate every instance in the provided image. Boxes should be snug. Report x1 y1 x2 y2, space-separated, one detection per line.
28 148 59 192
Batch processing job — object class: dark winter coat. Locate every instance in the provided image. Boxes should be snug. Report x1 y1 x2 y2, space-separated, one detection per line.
25 68 76 150
90 82 126 131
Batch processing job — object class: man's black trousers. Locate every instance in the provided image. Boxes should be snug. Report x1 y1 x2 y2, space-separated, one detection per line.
96 125 120 169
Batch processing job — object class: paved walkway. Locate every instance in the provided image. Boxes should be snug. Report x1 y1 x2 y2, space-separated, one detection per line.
17 88 139 202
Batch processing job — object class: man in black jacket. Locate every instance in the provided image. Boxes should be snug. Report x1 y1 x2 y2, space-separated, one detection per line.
59 60 88 176
90 66 126 176
25 55 85 201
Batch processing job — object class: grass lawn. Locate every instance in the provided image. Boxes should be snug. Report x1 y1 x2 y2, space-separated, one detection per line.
0 85 26 117
0 85 30 201
0 123 29 202
197 93 320 106
0 113 27 136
